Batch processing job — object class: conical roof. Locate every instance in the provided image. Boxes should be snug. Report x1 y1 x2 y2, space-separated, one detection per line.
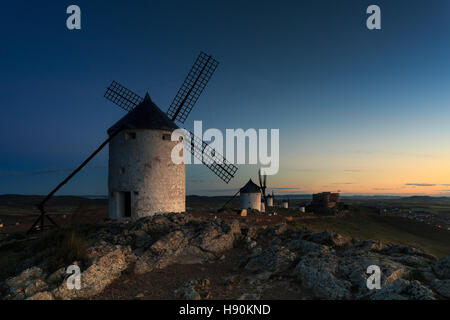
240 179 261 194
107 92 178 134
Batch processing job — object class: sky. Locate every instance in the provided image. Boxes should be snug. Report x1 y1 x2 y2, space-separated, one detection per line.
1 0 450 196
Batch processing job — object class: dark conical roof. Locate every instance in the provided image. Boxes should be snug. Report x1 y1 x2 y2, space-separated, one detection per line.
240 179 261 194
107 92 178 134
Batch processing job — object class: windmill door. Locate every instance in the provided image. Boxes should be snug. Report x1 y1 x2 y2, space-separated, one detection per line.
124 192 131 217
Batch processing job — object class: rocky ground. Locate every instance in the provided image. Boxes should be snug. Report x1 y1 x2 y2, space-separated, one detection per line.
1 213 449 300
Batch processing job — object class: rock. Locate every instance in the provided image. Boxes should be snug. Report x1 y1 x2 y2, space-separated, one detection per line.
264 224 288 236
175 285 201 300
191 220 241 254
238 293 260 300
286 239 331 256
432 279 450 298
27 291 54 300
133 256 155 275
6 267 44 292
150 230 187 256
46 268 66 286
243 226 259 239
24 279 48 297
246 272 273 285
294 253 351 299
370 279 436 300
433 256 450 279
223 275 238 285
345 240 390 254
306 231 349 247
133 230 152 249
385 245 437 261
245 246 297 274
246 238 257 250
385 268 409 285
53 247 130 299
135 293 144 298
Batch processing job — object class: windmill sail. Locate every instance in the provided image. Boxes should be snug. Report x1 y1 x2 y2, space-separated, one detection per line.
186 131 238 184
104 81 144 112
167 52 219 124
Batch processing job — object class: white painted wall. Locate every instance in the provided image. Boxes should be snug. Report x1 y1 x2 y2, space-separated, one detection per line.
282 201 288 209
267 197 273 207
108 129 185 219
240 192 261 211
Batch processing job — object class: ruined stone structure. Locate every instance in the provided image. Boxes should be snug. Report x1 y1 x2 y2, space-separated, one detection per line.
239 179 261 211
108 93 185 219
312 192 340 209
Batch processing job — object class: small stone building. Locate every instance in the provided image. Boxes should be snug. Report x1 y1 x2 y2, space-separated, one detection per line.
107 93 185 219
239 179 261 211
267 194 274 207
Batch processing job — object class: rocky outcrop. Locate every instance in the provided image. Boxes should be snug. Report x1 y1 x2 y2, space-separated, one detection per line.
369 279 436 300
245 246 297 274
1 213 242 300
52 247 131 300
433 257 450 279
1 212 448 300
294 252 352 299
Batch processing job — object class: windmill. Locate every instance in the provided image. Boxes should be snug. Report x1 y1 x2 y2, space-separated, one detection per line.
104 52 237 184
28 52 237 232
258 168 268 209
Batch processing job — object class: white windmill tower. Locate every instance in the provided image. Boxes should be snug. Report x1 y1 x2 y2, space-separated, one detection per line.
239 179 262 211
107 93 185 218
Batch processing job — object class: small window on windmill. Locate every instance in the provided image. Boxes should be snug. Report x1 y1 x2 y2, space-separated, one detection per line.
162 133 171 141
125 131 136 141
120 167 125 174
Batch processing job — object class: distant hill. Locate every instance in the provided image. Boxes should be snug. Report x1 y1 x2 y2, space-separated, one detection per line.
400 196 450 202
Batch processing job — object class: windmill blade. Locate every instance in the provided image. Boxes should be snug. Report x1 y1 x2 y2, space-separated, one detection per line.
167 52 219 124
258 169 263 188
104 81 143 112
185 130 237 184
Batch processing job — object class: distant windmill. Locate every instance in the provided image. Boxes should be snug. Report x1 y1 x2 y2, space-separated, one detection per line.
258 168 268 208
28 52 238 232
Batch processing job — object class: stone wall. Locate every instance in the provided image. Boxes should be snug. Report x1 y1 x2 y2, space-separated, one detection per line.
108 128 185 218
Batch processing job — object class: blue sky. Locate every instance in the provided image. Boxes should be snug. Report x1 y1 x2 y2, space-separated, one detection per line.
1 0 450 196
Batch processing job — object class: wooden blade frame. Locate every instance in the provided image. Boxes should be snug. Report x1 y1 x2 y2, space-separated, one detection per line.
167 52 219 124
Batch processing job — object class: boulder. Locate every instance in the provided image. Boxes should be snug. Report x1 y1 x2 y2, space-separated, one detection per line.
24 279 48 297
286 239 331 256
175 285 201 300
6 267 44 292
433 256 450 279
431 279 450 298
53 247 131 299
191 220 241 254
294 253 351 299
306 231 349 247
245 246 297 274
27 291 54 300
238 293 260 300
370 279 436 300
